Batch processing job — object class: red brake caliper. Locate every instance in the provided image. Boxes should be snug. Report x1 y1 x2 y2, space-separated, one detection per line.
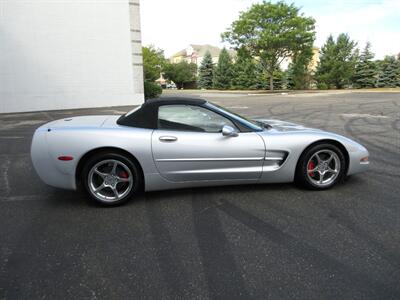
308 161 316 177
118 172 129 179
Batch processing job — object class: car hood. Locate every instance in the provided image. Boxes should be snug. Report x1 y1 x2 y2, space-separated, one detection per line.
255 118 369 156
255 119 322 133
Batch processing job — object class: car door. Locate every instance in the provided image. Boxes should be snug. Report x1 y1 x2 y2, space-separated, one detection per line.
151 104 265 182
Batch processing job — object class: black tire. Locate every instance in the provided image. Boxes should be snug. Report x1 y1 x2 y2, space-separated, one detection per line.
295 143 346 190
81 152 142 206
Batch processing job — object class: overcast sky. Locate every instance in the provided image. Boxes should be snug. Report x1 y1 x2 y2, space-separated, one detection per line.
140 0 400 59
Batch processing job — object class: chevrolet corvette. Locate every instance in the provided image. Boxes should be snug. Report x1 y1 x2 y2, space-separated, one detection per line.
31 98 369 206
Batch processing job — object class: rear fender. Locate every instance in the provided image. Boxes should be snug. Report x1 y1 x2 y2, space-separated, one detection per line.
43 127 155 189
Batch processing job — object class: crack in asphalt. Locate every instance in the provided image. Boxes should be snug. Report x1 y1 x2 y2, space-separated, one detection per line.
0 156 11 196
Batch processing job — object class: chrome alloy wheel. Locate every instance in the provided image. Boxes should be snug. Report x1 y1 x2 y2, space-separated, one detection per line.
88 159 134 203
306 150 341 187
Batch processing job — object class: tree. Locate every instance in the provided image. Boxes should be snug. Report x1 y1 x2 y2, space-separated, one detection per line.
315 34 358 89
142 46 166 82
198 51 214 89
271 68 285 90
376 56 400 87
314 35 335 89
286 46 313 90
164 61 197 89
142 46 166 99
144 81 162 99
232 48 258 89
254 63 269 90
213 48 234 89
353 42 377 88
222 1 315 91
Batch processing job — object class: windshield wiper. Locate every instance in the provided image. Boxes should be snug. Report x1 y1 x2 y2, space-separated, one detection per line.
255 120 272 130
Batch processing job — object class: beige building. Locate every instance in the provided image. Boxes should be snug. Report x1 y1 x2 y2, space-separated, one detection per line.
171 44 235 69
309 47 320 72
170 44 320 73
277 47 320 71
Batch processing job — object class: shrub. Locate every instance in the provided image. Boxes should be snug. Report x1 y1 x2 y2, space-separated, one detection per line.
144 81 162 99
164 61 197 89
317 82 329 90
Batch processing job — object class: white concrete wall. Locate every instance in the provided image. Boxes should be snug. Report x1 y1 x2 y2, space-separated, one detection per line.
129 0 144 95
0 0 144 113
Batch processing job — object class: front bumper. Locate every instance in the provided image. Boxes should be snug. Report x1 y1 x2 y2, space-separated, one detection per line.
347 147 370 175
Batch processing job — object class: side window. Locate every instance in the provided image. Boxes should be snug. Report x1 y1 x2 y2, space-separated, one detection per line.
158 105 237 133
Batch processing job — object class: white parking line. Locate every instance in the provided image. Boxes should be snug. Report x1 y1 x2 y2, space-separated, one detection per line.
226 106 249 109
0 120 45 131
340 113 389 119
0 195 45 202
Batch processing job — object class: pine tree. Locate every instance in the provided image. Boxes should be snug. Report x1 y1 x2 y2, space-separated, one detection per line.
254 63 268 90
272 68 285 90
315 34 358 89
286 66 295 89
353 42 377 88
286 46 313 90
315 35 335 89
213 48 234 89
376 56 400 87
232 48 258 89
198 51 214 89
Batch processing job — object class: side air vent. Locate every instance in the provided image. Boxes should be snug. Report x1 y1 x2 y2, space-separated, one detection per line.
264 150 289 171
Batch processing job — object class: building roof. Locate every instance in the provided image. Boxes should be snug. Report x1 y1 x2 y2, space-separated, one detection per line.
171 44 235 58
171 49 187 57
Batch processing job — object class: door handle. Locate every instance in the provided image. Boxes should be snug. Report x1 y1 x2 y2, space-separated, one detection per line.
159 136 177 143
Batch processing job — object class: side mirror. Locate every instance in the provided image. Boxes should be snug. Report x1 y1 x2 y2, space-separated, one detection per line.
222 125 239 137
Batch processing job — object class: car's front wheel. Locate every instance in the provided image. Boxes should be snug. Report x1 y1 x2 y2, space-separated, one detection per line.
295 143 346 190
82 152 141 206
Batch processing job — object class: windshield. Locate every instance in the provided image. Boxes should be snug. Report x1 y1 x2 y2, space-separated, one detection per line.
206 102 263 131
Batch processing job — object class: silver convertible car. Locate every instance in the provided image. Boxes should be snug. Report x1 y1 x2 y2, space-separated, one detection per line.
31 98 369 206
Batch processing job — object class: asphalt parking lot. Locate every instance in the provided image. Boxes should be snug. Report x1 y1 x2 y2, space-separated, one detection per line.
1 90 399 299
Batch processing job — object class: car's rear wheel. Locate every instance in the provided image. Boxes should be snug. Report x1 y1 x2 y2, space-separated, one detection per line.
295 143 346 190
82 152 141 206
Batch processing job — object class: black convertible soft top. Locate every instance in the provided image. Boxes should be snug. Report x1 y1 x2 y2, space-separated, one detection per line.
117 97 257 132
117 98 207 129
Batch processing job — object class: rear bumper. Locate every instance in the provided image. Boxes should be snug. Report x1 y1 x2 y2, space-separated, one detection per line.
31 127 76 190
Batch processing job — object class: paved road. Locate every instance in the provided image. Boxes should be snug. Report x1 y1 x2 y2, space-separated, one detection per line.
0 91 399 299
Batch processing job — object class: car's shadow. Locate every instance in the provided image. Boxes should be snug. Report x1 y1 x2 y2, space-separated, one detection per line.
44 182 294 208
144 175 366 202
44 175 367 208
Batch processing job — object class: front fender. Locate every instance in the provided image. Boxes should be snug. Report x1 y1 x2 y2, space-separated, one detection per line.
257 130 369 183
